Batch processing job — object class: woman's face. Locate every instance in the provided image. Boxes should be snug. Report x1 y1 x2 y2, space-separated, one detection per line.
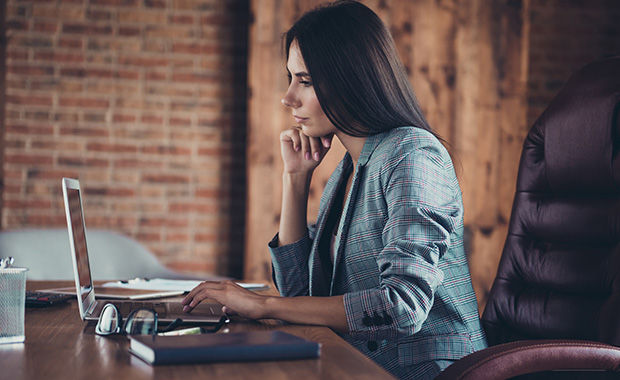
281 42 337 138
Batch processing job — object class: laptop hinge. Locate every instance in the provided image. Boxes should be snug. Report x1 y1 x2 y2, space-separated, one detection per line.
85 300 98 317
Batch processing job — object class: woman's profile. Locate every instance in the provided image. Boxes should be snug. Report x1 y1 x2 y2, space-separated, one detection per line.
183 2 487 379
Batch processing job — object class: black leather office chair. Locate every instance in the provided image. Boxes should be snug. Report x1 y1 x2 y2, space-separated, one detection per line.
436 56 620 379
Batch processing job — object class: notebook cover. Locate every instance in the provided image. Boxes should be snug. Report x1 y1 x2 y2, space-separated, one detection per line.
129 330 321 365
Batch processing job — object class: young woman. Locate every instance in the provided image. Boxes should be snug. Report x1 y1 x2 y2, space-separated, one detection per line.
182 2 487 379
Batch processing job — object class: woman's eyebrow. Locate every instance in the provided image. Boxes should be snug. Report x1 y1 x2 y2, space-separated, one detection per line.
286 68 311 78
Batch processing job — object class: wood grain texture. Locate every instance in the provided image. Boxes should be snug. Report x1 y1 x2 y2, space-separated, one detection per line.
245 0 530 312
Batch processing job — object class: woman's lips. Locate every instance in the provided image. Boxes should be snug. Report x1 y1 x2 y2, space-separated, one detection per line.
294 116 308 124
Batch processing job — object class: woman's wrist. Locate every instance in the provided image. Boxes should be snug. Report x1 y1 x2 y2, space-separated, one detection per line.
260 295 279 320
282 171 313 190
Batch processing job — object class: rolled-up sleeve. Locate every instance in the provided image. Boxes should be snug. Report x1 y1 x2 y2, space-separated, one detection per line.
343 141 462 341
268 231 312 297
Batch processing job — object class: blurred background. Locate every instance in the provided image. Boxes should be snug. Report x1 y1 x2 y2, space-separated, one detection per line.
2 0 619 311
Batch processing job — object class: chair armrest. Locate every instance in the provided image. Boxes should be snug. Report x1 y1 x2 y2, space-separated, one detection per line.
434 339 620 380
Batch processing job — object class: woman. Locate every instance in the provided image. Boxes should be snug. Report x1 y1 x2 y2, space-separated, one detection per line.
182 1 487 379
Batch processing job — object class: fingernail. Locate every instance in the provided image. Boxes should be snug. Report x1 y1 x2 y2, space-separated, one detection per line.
295 145 300 151
305 152 311 160
314 152 320 161
183 305 189 312
323 139 331 148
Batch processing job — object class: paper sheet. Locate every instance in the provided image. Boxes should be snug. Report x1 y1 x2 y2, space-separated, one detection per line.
101 278 269 292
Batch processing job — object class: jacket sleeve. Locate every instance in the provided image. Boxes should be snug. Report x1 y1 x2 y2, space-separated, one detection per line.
268 225 316 297
343 141 463 341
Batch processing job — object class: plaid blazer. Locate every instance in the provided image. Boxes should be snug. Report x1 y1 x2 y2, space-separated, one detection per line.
270 127 487 380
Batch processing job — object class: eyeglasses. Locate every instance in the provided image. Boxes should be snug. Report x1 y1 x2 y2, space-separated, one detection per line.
95 304 181 336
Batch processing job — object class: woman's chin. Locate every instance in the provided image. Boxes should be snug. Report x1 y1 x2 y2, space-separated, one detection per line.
300 125 324 138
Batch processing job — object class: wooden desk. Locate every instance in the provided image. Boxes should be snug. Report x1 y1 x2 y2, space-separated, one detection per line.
0 281 395 380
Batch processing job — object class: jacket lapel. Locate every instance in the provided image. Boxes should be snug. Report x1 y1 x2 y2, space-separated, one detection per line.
309 156 351 296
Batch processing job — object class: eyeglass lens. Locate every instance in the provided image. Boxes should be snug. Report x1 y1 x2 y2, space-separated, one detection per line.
95 304 121 336
124 309 157 336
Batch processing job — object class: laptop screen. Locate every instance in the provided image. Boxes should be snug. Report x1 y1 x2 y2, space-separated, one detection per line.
64 184 94 303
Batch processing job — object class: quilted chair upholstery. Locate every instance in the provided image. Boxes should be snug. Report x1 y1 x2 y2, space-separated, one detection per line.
436 56 620 379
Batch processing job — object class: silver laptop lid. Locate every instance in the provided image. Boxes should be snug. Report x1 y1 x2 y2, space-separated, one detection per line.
62 178 97 320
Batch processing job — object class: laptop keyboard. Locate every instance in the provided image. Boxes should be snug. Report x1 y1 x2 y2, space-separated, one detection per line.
109 301 167 318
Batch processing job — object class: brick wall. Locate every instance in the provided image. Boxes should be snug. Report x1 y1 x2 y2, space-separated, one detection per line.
527 0 620 127
3 0 249 278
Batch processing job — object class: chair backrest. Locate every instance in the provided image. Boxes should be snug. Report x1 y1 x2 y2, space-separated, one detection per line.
0 228 194 280
481 56 620 347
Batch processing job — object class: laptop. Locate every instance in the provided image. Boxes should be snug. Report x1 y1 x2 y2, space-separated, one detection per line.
62 177 227 324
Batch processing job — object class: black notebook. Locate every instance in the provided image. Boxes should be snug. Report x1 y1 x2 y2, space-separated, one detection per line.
129 330 321 365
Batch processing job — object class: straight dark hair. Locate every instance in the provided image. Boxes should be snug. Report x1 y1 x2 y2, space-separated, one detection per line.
285 0 434 138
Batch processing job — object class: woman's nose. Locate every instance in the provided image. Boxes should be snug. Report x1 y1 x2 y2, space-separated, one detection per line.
281 88 300 109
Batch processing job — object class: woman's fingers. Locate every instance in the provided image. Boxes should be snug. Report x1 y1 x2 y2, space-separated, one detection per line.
279 126 332 173
280 127 301 151
309 135 323 161
299 130 311 161
181 281 219 312
321 133 333 148
182 281 267 320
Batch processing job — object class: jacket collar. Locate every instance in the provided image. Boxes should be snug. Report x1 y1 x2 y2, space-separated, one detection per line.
357 130 389 167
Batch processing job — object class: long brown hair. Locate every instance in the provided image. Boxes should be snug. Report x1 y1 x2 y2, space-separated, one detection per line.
285 1 435 138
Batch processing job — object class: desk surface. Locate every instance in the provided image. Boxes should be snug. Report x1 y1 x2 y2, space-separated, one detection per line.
1 281 395 380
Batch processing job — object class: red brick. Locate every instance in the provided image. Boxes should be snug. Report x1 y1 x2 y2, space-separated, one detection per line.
169 14 195 24
119 10 167 24
168 202 217 213
34 51 85 63
58 37 84 49
114 159 165 169
5 154 54 166
8 65 54 76
6 124 54 135
87 142 138 154
141 145 192 156
145 0 166 8
142 173 190 184
141 115 164 124
87 9 114 21
136 232 163 242
62 23 113 35
6 49 28 60
169 117 191 126
6 19 30 30
26 169 80 180
166 233 190 242
112 114 137 123
57 156 110 167
6 94 53 106
58 126 109 137
89 0 139 6
33 20 59 33
195 233 218 242
60 68 114 79
118 26 141 36
144 71 167 81
171 42 221 55
59 97 110 108
167 261 216 274
139 217 189 228
84 187 136 197
118 55 169 67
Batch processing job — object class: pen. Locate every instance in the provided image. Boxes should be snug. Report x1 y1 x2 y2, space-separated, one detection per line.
119 277 150 284
157 327 202 336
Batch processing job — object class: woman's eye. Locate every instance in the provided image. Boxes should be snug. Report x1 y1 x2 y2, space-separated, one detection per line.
300 80 312 87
